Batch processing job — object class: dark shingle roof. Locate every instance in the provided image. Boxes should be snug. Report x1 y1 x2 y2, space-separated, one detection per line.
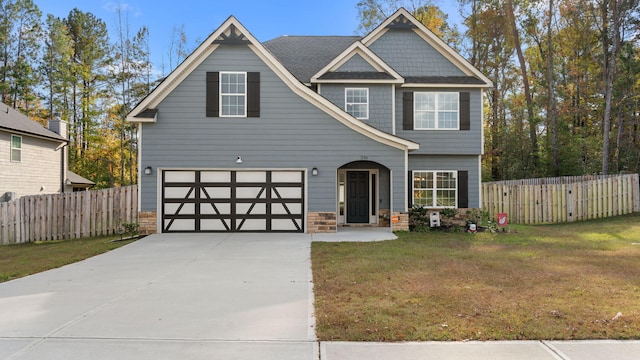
0 102 66 142
404 76 487 85
318 72 397 80
263 36 360 83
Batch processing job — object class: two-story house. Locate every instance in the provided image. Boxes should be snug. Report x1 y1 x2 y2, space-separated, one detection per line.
127 8 491 234
0 102 94 201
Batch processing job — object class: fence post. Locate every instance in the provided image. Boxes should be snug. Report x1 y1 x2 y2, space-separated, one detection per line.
633 174 640 212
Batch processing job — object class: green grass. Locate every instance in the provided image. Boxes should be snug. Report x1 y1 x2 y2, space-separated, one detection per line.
312 213 640 341
0 236 136 282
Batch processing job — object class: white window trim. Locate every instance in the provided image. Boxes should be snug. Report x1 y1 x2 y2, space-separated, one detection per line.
412 170 458 208
345 87 369 120
414 92 459 130
10 134 21 163
219 71 247 117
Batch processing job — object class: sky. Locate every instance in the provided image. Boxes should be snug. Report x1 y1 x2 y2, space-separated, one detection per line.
37 0 461 75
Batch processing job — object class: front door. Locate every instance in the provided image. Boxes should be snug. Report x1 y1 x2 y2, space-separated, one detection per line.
346 171 369 223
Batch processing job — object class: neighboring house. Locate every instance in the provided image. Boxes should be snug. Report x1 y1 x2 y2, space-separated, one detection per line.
0 102 93 201
127 8 492 234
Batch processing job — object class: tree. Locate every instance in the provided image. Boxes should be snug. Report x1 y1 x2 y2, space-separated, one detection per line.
597 0 639 174
505 0 539 174
166 24 188 74
41 14 74 121
64 8 110 161
109 4 152 185
0 0 42 114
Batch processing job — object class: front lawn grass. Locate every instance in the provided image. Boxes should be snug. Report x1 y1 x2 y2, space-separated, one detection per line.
0 236 136 283
312 213 640 341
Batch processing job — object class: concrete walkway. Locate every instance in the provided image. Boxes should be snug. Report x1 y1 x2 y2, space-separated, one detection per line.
1 229 638 359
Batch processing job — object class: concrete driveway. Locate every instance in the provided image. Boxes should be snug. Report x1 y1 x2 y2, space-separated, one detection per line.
3 230 639 360
0 233 318 360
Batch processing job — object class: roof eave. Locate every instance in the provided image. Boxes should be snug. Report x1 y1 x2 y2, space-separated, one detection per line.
401 83 492 88
311 78 404 84
0 126 68 143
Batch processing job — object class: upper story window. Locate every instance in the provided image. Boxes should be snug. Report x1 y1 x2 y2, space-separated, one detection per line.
220 72 246 117
345 88 368 119
10 134 21 162
207 71 260 118
414 92 459 130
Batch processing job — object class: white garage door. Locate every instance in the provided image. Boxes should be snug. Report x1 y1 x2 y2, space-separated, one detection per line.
161 170 304 232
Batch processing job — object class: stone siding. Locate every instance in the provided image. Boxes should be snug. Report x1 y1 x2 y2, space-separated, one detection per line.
391 211 409 231
307 212 337 233
139 211 157 235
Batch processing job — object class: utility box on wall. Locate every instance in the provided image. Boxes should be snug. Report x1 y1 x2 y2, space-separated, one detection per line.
430 211 440 227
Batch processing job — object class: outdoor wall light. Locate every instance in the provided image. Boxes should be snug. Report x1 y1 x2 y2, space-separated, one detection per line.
311 167 319 176
144 166 152 175
236 156 243 164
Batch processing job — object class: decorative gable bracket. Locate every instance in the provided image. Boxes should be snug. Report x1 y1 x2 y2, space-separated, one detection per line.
386 14 418 29
213 24 251 45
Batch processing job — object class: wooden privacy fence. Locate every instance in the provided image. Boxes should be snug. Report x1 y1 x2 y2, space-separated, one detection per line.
482 174 640 224
0 186 138 245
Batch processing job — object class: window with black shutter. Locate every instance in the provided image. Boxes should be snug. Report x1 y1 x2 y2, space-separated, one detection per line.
206 71 260 117
403 91 471 131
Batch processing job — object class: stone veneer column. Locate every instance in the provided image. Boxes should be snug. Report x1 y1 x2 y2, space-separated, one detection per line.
307 212 337 233
139 211 157 235
391 212 409 231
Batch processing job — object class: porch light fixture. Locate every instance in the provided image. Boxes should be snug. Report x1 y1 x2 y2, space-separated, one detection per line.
311 167 319 176
144 166 152 175
236 156 243 164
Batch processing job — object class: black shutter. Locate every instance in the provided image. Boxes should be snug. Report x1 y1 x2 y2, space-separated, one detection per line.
403 92 414 130
247 72 260 117
408 171 413 209
458 170 469 208
460 92 470 130
206 72 219 117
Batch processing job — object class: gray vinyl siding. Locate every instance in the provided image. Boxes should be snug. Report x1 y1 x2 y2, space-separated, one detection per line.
0 131 63 199
368 29 465 77
408 154 481 208
140 45 407 213
396 87 483 155
336 54 377 72
319 84 393 133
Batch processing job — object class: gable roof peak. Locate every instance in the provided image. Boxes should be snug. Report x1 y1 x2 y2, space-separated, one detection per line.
362 7 492 87
310 40 403 83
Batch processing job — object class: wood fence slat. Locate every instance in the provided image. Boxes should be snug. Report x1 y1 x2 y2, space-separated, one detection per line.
480 174 638 225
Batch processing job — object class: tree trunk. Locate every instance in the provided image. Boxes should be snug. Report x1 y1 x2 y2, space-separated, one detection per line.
601 0 620 175
548 0 559 176
505 0 538 173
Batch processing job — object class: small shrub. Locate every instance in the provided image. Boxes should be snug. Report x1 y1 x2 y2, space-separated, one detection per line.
409 206 430 232
120 222 140 237
439 208 458 228
465 209 493 227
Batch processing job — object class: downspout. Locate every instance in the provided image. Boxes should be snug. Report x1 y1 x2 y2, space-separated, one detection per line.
61 141 65 192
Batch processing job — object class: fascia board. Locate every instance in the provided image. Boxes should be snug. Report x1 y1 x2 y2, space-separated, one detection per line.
401 83 491 89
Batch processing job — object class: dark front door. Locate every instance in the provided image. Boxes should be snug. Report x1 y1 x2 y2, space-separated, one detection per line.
346 171 369 223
